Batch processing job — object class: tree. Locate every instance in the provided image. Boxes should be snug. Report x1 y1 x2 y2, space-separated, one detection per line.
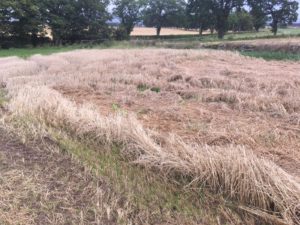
186 0 216 35
228 10 254 32
42 0 110 44
210 0 245 39
248 0 268 31
113 0 142 37
142 0 186 36
77 0 111 40
0 0 45 46
263 0 298 35
0 0 12 38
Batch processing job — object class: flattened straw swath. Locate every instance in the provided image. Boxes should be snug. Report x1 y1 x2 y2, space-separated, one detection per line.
9 86 300 225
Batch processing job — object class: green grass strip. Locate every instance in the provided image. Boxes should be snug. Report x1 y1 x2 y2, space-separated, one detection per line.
241 51 300 61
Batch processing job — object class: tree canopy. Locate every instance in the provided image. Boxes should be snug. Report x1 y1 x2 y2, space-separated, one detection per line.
0 0 299 46
113 0 142 37
142 0 186 36
0 0 44 46
265 0 298 35
42 0 110 44
186 0 216 35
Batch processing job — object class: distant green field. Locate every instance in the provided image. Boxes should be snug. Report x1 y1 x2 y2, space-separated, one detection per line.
1 28 300 59
163 28 300 43
0 41 135 58
241 51 300 61
0 46 79 58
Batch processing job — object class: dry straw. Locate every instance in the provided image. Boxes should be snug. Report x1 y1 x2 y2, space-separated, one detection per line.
9 86 300 225
1 49 300 224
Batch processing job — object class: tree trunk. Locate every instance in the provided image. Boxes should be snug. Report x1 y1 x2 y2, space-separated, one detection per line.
216 14 228 39
126 24 134 37
54 38 62 46
52 32 62 46
31 33 38 47
156 26 161 36
199 23 203 36
217 29 225 39
272 20 278 36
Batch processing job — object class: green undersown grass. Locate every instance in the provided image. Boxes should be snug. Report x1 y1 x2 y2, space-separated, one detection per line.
53 132 211 219
0 41 134 58
6 112 241 224
0 89 8 108
0 46 80 58
39 128 244 225
241 51 300 61
4 109 270 224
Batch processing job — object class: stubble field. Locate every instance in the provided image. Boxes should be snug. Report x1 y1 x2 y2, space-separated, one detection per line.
0 49 300 225
131 27 199 36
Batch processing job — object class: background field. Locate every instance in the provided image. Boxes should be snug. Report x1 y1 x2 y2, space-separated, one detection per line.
1 28 300 225
1 28 300 60
131 27 200 36
1 48 300 225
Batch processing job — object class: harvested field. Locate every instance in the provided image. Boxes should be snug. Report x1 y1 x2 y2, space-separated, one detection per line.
131 27 199 36
0 129 123 224
206 37 300 53
1 49 300 225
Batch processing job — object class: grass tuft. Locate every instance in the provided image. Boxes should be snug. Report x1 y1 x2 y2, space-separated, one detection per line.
137 83 150 92
150 87 161 93
0 88 8 109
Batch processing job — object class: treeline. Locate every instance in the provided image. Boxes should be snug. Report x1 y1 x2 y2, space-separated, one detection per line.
0 0 111 47
0 0 299 47
122 0 298 38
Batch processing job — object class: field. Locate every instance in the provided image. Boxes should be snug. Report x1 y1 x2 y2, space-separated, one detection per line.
206 37 300 60
0 48 299 225
205 37 300 52
0 45 79 58
131 27 199 36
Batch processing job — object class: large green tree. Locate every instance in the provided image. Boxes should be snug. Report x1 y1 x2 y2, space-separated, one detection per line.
210 0 245 39
248 0 268 31
0 0 45 46
41 0 110 44
186 0 216 35
113 0 142 37
228 9 254 32
0 0 12 38
263 0 298 35
142 0 186 36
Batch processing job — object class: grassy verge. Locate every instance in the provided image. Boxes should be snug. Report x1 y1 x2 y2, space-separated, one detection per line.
0 45 81 58
240 51 300 61
1 28 299 58
4 113 241 224
0 41 134 58
0 88 8 108
54 133 220 222
146 28 300 43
